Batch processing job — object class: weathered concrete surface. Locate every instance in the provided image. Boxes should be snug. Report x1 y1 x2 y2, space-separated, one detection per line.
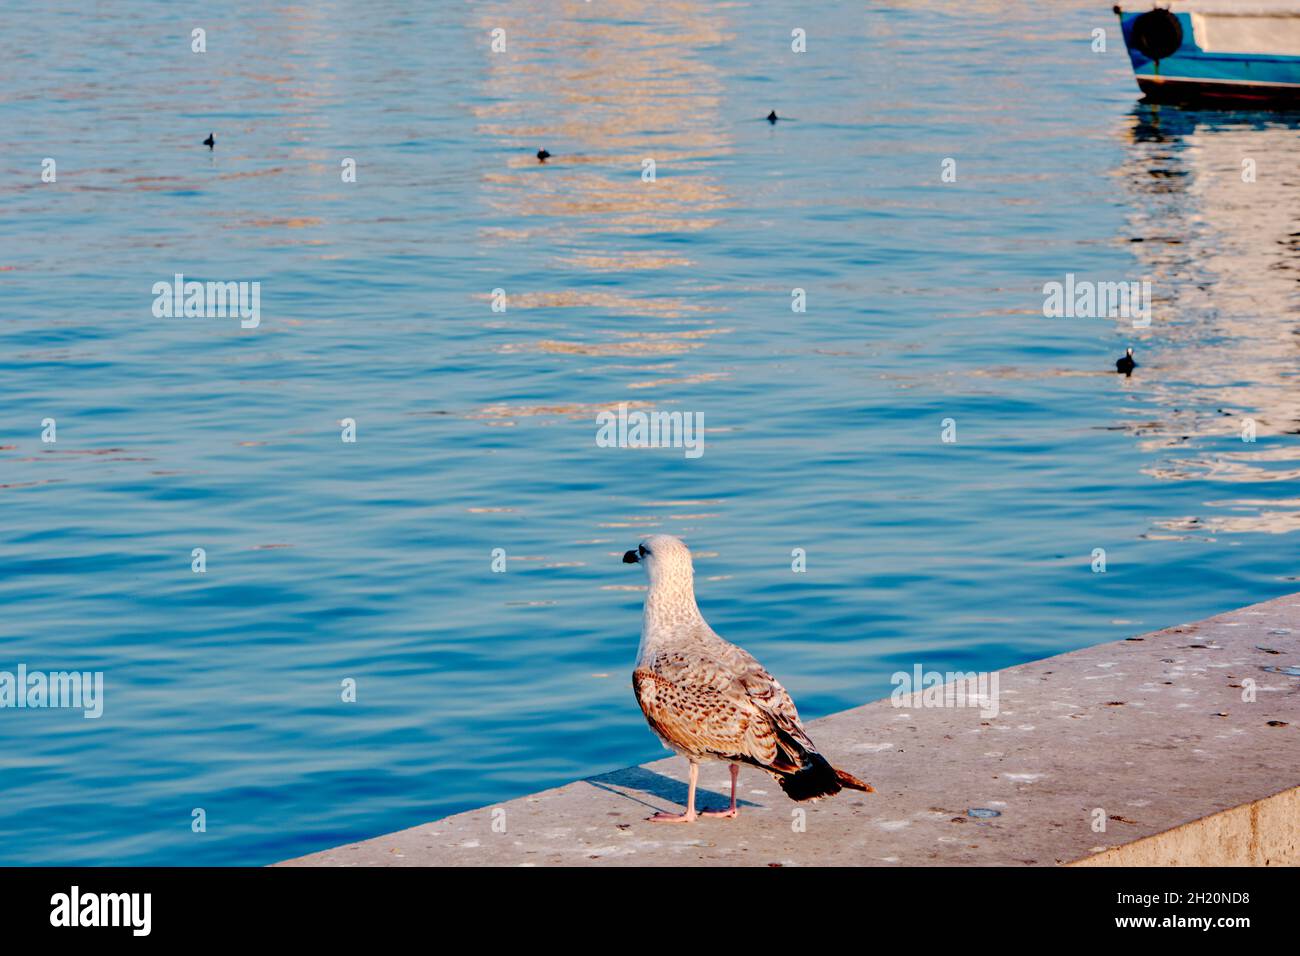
1069 785 1298 866
281 594 1300 866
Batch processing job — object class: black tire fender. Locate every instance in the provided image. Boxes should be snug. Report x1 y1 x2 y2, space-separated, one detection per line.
1131 9 1184 61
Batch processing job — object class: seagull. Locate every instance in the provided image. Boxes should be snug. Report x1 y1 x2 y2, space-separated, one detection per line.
203 132 215 149
1116 347 1137 376
623 534 873 822
536 148 551 162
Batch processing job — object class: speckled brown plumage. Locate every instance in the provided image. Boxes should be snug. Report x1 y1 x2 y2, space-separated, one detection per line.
626 534 873 807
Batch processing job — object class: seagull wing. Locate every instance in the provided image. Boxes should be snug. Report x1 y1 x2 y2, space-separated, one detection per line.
633 643 814 773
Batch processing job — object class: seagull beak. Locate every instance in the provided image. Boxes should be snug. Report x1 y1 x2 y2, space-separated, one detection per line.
622 549 640 564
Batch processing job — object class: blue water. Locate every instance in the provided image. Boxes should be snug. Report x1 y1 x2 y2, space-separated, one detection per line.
2 1 1297 865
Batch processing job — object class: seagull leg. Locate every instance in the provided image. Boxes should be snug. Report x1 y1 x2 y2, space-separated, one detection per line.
648 761 699 823
701 764 739 818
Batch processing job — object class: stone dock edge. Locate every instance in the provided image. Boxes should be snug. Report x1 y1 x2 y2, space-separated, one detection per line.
279 593 1300 866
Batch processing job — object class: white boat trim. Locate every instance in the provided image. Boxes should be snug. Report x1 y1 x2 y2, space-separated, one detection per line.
1162 0 1300 15
1140 72 1300 86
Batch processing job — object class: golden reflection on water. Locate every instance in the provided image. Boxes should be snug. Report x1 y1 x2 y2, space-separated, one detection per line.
479 290 717 318
471 2 733 483
556 252 695 272
500 326 731 357
473 0 734 240
1120 109 1300 440
1118 106 1300 534
626 372 729 389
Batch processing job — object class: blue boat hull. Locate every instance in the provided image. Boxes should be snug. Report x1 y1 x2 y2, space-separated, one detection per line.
1117 8 1300 104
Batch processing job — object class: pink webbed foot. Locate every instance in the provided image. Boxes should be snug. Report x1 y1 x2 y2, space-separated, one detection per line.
647 810 697 823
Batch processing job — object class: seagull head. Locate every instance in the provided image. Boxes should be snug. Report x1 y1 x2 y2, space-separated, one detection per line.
623 534 694 587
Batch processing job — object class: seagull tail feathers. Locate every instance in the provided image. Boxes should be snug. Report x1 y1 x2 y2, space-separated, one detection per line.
777 751 875 801
834 767 875 793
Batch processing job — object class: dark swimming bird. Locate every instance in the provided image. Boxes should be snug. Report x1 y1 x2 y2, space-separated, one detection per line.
1116 347 1137 376
766 110 779 124
536 149 550 162
203 133 215 149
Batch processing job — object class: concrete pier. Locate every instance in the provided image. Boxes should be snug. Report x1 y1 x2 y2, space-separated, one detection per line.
280 594 1300 866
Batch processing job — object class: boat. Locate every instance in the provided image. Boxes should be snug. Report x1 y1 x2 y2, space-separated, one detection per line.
1114 1 1300 104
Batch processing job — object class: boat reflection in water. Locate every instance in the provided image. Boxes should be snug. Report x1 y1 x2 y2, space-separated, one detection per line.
1117 103 1300 534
